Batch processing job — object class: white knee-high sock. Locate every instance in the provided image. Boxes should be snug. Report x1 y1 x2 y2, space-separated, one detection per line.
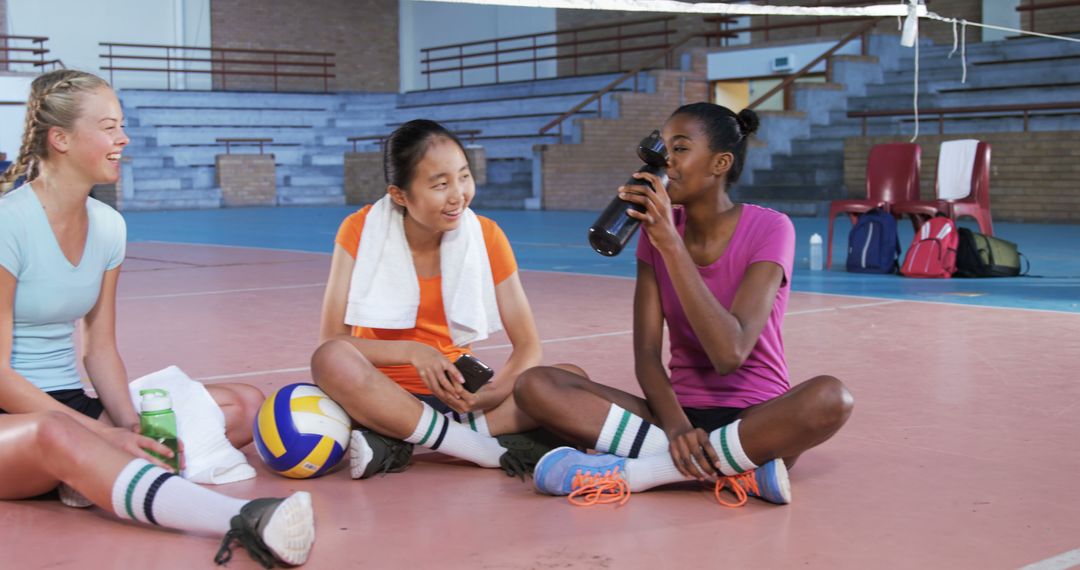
594 404 669 458
406 402 505 468
445 409 491 437
110 459 247 535
622 420 758 491
709 419 758 476
623 453 689 491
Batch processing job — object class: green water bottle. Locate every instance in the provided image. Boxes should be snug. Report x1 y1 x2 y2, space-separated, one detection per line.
139 389 180 472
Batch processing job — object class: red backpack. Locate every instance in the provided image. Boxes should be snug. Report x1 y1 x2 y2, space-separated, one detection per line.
901 217 958 278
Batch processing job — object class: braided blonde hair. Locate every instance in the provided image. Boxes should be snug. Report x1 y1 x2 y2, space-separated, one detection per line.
0 70 111 193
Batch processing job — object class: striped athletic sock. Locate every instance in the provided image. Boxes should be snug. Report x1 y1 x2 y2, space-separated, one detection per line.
406 402 504 468
446 409 491 437
709 419 758 476
624 452 688 491
595 404 668 458
621 420 759 492
110 459 246 535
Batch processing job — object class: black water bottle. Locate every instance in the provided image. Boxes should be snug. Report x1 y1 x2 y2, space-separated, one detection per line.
587 130 668 257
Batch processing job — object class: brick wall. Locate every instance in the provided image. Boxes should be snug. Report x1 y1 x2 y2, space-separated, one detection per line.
344 152 383 205
210 0 398 92
540 53 709 211
1022 5 1080 36
464 146 487 186
217 154 276 206
844 132 1080 223
921 0 984 44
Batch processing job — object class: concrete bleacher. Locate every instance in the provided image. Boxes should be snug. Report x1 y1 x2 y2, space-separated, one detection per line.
116 72 648 210
732 34 1080 216
118 90 394 209
116 33 1079 214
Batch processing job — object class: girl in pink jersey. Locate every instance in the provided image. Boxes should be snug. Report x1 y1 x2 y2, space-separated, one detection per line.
516 103 853 507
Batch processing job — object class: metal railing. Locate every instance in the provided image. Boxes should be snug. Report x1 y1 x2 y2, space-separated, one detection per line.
848 102 1080 134
99 42 336 92
746 19 879 110
420 16 676 89
216 138 275 154
538 33 699 137
701 17 741 48
0 34 62 70
1016 0 1080 33
704 0 882 45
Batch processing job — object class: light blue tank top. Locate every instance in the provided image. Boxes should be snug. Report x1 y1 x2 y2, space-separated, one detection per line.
0 184 126 392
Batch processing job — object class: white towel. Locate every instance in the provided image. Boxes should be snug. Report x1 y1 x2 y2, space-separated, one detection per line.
937 139 979 201
129 366 256 485
344 194 502 346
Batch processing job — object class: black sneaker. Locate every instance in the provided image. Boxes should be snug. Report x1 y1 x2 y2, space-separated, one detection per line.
214 491 315 568
496 428 576 479
349 429 414 479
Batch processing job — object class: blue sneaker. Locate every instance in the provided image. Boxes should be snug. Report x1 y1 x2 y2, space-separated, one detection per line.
715 459 791 507
533 447 630 506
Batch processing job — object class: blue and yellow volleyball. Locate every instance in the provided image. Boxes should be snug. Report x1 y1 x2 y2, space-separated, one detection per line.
254 383 351 479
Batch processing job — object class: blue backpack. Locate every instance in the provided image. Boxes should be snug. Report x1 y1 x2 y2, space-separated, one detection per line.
846 208 900 274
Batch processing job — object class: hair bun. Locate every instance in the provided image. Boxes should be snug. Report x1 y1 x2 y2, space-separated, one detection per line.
736 109 760 136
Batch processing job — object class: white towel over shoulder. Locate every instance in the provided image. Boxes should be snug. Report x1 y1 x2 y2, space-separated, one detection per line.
344 195 502 346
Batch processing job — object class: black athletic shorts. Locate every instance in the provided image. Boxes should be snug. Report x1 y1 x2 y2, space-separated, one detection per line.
0 389 105 419
682 406 744 433
414 393 453 414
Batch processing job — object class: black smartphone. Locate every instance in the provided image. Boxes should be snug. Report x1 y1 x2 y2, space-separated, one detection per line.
453 354 494 393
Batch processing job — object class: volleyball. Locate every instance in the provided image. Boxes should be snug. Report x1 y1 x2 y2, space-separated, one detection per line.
254 383 352 479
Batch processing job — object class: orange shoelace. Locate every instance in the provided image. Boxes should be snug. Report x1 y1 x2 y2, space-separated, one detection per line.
713 471 759 508
567 466 631 507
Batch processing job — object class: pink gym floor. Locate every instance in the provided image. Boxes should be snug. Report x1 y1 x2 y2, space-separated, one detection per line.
3 241 1079 569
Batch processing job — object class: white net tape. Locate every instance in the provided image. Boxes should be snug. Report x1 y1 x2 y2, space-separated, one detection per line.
419 0 925 17
420 0 1080 44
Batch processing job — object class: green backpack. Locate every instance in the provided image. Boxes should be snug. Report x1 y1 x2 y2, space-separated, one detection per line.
955 228 1028 278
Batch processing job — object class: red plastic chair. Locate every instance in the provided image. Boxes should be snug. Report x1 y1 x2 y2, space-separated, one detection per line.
893 141 994 236
826 143 921 269
947 141 993 235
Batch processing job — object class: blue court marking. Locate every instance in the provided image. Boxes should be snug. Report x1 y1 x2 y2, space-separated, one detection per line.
123 206 1080 313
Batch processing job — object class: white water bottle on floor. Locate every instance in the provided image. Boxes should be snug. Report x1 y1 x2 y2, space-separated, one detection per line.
809 233 823 271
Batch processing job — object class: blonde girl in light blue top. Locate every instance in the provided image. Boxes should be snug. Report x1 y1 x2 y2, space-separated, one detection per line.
0 69 316 567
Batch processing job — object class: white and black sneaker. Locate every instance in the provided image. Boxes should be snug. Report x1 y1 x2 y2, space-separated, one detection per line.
214 492 315 568
57 483 93 508
348 429 414 480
